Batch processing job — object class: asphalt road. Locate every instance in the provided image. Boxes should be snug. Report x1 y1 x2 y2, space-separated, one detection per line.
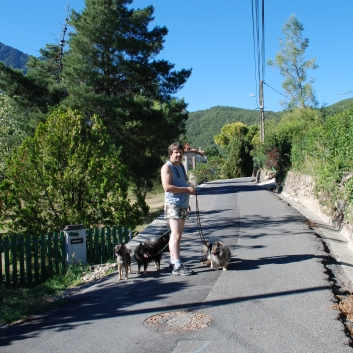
1 177 351 352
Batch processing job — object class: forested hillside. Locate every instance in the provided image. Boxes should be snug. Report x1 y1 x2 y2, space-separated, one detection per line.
321 97 353 118
0 42 29 72
185 99 353 151
185 106 282 150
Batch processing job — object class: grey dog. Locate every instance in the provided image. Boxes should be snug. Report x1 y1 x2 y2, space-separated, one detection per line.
115 243 131 280
201 238 231 271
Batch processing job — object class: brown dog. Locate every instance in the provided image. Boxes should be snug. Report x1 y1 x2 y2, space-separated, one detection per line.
115 243 131 280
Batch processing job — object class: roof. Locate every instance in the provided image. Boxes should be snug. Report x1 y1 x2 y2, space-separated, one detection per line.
184 143 205 156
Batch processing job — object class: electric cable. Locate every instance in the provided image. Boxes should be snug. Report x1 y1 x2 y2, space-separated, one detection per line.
251 0 265 108
263 81 290 100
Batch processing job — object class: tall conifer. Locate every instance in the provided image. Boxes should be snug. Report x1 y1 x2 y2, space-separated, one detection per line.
62 0 192 194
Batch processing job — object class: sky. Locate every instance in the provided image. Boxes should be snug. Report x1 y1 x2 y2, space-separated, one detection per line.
1 0 353 113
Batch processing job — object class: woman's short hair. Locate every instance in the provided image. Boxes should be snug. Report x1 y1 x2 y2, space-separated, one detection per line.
168 142 184 156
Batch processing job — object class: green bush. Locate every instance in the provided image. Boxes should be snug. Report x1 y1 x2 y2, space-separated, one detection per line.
192 156 225 184
290 105 353 216
0 108 145 234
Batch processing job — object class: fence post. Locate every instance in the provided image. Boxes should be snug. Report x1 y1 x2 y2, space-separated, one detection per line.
26 234 32 284
112 227 117 248
94 228 99 264
0 234 2 284
19 235 25 285
40 234 46 280
4 236 10 286
124 226 129 243
60 231 66 271
118 226 122 244
100 228 105 264
107 227 112 260
11 236 17 286
53 232 59 274
47 234 52 276
87 228 93 264
33 235 39 283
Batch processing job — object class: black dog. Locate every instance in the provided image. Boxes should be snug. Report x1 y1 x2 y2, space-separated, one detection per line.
157 230 170 253
134 231 170 274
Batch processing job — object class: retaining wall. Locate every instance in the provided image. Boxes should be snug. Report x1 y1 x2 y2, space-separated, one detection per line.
282 171 353 251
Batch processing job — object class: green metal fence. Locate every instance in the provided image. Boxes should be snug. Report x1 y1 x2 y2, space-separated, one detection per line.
0 226 130 286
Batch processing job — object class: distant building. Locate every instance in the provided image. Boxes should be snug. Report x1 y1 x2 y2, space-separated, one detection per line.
182 143 207 174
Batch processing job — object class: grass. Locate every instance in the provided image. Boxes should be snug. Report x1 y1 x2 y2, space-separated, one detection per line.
135 192 164 232
0 190 165 327
0 263 89 326
131 189 165 234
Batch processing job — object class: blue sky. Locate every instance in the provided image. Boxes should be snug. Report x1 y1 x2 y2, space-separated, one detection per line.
1 0 352 113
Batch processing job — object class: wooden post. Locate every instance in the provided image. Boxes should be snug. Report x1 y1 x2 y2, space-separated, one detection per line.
259 80 265 144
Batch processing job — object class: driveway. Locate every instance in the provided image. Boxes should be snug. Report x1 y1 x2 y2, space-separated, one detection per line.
1 177 351 352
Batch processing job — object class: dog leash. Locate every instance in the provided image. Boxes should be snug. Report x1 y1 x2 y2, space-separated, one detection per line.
195 189 208 246
144 229 171 257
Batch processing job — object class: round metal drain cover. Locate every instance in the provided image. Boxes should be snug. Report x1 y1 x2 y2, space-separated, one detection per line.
144 310 213 333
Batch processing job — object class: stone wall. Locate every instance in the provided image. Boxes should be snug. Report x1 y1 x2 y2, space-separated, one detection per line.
256 169 277 183
282 171 353 251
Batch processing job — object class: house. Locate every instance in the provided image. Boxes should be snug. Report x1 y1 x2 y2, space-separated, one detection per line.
182 143 207 174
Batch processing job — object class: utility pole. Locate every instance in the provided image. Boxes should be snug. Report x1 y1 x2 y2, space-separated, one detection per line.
259 80 265 143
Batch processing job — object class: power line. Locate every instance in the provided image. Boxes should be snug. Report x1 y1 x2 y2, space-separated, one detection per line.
263 81 290 100
251 0 265 96
251 0 265 143
251 0 259 100
261 0 265 81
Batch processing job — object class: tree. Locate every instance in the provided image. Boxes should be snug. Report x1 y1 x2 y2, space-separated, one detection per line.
214 122 248 149
0 108 144 234
267 14 318 110
214 122 257 178
0 44 66 135
204 146 220 158
222 135 253 178
0 94 26 180
264 107 322 183
61 0 191 196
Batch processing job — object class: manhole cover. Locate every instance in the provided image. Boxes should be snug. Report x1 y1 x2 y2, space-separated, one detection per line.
144 310 214 333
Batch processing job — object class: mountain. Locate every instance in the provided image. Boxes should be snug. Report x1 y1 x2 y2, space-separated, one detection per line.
185 98 353 151
185 106 282 150
322 97 353 117
0 42 29 72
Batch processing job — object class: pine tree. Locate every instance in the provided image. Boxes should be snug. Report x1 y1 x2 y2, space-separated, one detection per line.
62 0 191 194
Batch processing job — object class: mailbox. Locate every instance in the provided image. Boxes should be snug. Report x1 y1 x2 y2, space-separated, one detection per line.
63 224 87 264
